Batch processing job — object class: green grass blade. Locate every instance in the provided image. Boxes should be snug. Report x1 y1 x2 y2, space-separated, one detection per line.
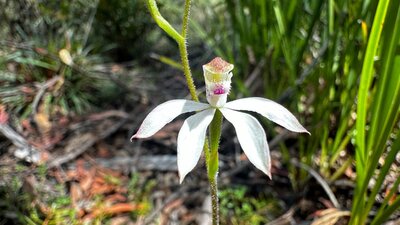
355 0 389 168
367 1 400 156
350 0 391 224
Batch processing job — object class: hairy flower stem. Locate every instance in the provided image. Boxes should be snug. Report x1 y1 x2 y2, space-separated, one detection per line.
178 42 198 102
146 0 221 223
209 176 219 225
179 0 198 102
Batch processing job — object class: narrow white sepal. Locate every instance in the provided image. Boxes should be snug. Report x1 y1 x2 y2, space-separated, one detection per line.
224 97 310 134
219 108 271 178
131 100 210 140
177 108 216 183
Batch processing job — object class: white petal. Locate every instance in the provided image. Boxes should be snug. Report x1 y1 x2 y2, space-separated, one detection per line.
219 108 271 178
132 100 210 139
177 108 216 183
225 97 309 134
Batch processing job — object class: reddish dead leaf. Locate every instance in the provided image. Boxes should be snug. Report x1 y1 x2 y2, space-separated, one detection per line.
152 120 183 139
96 142 111 158
87 110 129 121
99 168 122 178
311 208 350 225
0 105 9 124
111 64 123 73
385 187 398 205
90 183 115 195
239 153 247 161
34 47 49 55
181 213 195 223
89 203 143 218
58 115 69 127
345 166 356 180
94 176 106 185
115 187 128 194
21 119 35 133
20 85 35 94
37 201 51 216
70 182 83 207
319 197 335 208
109 216 131 225
65 170 78 181
40 133 64 150
163 199 184 214
76 159 87 178
105 194 127 204
39 150 51 163
80 168 95 192
76 208 85 219
160 199 184 225
50 169 65 183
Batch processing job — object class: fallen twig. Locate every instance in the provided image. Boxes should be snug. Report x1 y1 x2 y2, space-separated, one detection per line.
291 158 341 209
142 185 190 225
47 118 126 168
84 155 178 172
31 75 62 114
0 123 41 163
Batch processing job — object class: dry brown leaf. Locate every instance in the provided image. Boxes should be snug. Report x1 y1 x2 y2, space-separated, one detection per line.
311 208 350 225
70 182 83 207
34 112 52 135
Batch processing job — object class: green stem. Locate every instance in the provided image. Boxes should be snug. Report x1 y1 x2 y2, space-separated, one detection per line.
208 110 223 224
208 110 223 178
178 42 198 102
146 0 184 43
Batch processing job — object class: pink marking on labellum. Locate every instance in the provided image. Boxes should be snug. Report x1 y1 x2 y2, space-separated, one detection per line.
213 86 225 95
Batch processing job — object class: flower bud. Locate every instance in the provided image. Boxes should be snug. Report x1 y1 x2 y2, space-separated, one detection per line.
203 57 234 107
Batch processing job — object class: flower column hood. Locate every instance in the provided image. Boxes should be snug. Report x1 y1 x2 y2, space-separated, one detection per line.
132 57 309 183
203 57 234 107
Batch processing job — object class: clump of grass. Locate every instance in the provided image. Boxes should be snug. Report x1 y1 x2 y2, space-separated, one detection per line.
0 0 131 118
193 0 400 223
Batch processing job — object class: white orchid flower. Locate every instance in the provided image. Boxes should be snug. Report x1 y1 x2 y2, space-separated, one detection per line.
131 57 309 183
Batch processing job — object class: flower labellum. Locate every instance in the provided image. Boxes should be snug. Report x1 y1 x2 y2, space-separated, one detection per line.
131 57 309 183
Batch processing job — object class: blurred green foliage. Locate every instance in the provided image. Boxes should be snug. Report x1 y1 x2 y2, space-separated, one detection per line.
92 0 154 61
220 186 281 225
0 0 152 117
